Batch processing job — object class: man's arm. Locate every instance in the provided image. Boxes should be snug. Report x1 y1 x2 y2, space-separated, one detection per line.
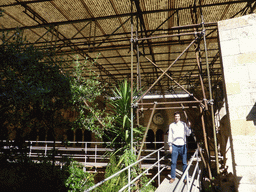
185 121 192 136
169 146 172 154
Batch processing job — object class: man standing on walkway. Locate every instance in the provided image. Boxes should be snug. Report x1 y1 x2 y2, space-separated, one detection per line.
168 111 191 183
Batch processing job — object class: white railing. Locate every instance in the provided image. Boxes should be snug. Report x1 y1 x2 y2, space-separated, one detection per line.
1 140 201 191
26 140 114 171
85 146 165 192
0 140 166 170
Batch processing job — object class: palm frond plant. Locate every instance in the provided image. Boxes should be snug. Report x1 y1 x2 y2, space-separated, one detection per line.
98 80 156 191
106 79 144 152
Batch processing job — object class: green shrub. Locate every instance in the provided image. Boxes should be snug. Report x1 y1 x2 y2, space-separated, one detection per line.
65 161 95 191
0 159 95 192
0 161 68 192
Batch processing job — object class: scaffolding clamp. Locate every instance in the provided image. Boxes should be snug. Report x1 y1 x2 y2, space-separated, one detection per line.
198 31 204 38
208 99 214 105
131 102 138 108
130 38 135 43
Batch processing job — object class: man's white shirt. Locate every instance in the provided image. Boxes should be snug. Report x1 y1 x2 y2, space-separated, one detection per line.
168 121 191 146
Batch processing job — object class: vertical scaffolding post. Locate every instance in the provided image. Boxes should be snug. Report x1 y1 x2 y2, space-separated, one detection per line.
137 102 157 160
130 0 134 154
136 20 141 126
201 16 220 174
200 106 212 179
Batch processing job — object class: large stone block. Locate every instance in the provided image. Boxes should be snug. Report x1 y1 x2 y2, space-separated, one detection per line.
225 82 241 95
221 55 236 69
218 29 233 41
239 36 256 54
235 166 256 184
228 105 251 121
239 81 256 94
224 65 249 83
237 52 256 66
218 15 251 31
247 64 256 80
250 92 256 103
232 135 256 151
232 25 256 40
247 13 256 25
237 81 256 95
219 39 240 56
234 150 256 166
237 184 256 192
230 119 255 136
227 93 250 107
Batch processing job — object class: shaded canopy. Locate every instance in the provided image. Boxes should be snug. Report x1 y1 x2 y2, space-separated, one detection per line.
0 0 254 97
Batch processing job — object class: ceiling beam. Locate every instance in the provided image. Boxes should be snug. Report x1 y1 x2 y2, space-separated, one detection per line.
0 0 52 8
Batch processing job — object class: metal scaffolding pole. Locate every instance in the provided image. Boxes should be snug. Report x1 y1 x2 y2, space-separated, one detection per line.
130 0 134 154
201 15 220 174
200 106 212 179
137 102 156 160
182 104 211 179
135 38 197 104
135 49 205 109
136 29 141 126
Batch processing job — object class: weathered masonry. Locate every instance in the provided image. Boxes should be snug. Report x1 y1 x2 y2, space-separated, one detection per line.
218 14 256 191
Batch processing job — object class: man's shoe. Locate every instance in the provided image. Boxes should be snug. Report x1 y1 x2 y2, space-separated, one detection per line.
169 178 175 184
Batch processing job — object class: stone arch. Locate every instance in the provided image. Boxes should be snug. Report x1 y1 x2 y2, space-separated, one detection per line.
29 128 38 141
84 129 92 147
66 129 74 142
75 129 82 146
146 129 155 149
38 128 46 141
47 129 54 141
156 129 164 149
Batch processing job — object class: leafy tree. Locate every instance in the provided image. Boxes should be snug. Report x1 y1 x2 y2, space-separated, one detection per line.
65 160 95 191
0 31 72 162
0 31 111 147
0 32 102 191
67 57 112 138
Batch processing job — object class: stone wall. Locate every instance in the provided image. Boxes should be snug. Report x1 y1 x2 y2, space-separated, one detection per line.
218 14 256 192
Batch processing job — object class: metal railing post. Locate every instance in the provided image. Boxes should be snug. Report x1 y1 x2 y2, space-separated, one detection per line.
84 142 87 172
95 144 97 172
87 146 165 192
158 149 160 186
29 141 32 157
187 171 189 192
186 170 189 191
45 143 47 156
128 167 131 192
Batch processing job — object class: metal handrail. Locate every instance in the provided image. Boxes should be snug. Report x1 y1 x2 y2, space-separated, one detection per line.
173 148 201 192
86 146 165 192
0 140 166 170
1 140 201 191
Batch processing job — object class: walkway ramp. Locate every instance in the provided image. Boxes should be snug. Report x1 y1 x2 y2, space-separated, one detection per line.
155 177 201 192
155 178 187 192
156 163 201 192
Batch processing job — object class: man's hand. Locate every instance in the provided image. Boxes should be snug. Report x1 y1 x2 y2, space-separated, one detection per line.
169 146 172 154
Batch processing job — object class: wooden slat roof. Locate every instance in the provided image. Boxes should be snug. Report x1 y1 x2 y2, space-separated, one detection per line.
0 0 254 97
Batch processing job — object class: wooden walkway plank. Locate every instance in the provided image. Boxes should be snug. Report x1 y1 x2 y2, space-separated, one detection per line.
155 164 201 192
